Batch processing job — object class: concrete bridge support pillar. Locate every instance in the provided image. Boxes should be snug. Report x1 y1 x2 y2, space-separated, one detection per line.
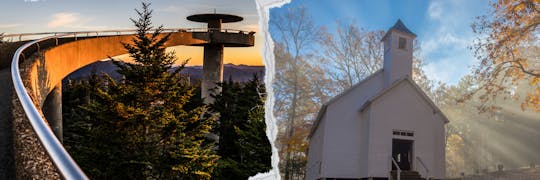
202 44 224 103
43 83 62 143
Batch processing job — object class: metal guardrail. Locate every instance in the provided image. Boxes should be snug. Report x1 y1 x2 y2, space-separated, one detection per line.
11 33 89 179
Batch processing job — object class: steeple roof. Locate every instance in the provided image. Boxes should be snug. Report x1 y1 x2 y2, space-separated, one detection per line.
391 19 416 36
382 19 416 41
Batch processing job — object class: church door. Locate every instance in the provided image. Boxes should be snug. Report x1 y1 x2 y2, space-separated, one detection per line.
392 139 413 170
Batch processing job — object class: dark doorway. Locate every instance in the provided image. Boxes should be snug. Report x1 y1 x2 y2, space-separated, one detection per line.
392 139 413 170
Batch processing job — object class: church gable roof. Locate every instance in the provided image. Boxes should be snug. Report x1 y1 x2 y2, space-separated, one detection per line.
309 73 449 139
321 70 383 107
359 77 449 123
309 70 383 138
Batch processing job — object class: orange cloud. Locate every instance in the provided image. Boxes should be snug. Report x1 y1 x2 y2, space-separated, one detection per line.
48 13 83 28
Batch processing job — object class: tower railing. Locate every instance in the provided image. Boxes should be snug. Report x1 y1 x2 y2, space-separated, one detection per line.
1 28 255 42
9 28 254 179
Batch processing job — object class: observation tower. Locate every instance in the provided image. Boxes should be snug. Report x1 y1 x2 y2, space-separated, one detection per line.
186 13 255 103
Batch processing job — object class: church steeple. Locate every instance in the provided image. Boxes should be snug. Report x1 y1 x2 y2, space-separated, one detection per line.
382 19 416 88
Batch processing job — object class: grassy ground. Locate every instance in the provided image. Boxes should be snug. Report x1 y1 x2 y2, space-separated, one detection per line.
458 167 540 180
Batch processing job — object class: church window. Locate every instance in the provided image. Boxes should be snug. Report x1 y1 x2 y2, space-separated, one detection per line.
393 129 414 137
399 37 407 50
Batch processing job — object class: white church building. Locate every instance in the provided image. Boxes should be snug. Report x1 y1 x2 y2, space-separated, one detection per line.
306 20 448 180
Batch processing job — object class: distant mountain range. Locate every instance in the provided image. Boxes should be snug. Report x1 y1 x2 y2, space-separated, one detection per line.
64 60 265 83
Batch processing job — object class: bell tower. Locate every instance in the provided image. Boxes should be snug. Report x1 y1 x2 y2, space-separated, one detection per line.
382 19 416 88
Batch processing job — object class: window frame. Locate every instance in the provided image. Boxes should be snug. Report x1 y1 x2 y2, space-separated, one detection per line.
398 37 407 50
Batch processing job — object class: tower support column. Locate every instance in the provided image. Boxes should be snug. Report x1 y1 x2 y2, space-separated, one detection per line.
202 44 224 103
43 82 62 143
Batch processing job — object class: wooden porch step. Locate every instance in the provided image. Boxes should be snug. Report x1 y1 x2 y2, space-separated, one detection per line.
390 170 425 180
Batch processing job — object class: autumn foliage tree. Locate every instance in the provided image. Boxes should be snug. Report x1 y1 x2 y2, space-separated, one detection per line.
270 6 328 179
272 42 327 179
471 0 539 112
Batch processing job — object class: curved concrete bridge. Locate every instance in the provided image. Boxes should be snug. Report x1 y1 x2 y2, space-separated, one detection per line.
0 28 254 179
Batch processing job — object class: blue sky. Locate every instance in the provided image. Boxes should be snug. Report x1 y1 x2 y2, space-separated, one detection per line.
0 0 493 83
270 0 491 85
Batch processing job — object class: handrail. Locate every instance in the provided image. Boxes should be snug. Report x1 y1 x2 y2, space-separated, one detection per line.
416 156 430 180
1 28 255 42
391 157 401 180
11 33 89 179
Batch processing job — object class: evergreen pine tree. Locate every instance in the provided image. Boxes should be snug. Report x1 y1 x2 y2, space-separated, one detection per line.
0 33 5 43
63 72 111 177
66 3 218 179
210 75 272 179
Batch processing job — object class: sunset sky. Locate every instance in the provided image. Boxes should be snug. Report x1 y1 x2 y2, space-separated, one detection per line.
0 0 263 66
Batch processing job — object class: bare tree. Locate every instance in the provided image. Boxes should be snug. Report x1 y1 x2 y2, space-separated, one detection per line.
270 6 324 179
318 22 436 95
318 22 385 91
